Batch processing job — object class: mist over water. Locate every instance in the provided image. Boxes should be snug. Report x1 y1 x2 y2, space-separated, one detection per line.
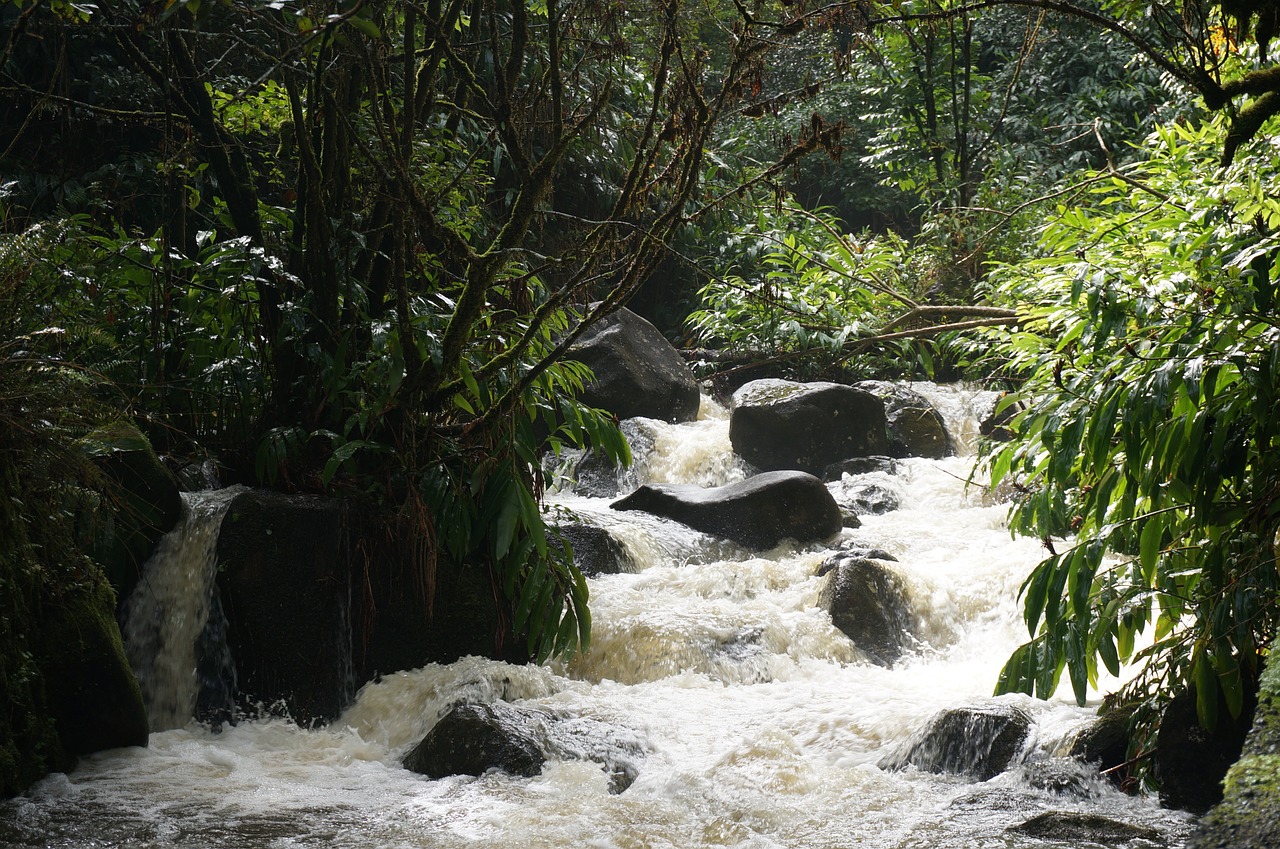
0 385 1194 849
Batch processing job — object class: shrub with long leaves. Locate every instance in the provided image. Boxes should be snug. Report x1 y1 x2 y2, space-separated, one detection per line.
987 117 1280 741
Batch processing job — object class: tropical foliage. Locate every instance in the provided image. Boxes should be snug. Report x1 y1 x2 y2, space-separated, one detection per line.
0 0 829 662
4 0 1280 796
987 117 1280 738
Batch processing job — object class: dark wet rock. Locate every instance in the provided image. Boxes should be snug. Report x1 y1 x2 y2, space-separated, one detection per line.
403 701 644 793
839 508 862 529
610 470 841 551
404 701 545 779
215 490 353 724
1068 707 1133 785
1190 660 1280 849
818 556 914 667
1008 811 1162 843
215 490 528 724
854 381 952 459
824 539 898 565
1156 685 1256 814
880 701 1033 780
729 380 887 475
829 479 900 516
567 308 700 424
947 788 1041 812
822 455 898 481
551 523 633 577
40 573 149 758
78 422 183 608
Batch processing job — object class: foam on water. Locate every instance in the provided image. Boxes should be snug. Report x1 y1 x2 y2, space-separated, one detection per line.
0 386 1195 849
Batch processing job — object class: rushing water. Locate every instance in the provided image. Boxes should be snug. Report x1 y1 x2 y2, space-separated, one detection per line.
122 486 246 732
0 385 1195 849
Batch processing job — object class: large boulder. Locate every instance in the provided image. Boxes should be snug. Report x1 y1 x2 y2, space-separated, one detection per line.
880 701 1033 780
1191 659 1280 849
403 701 643 793
214 490 528 725
729 380 887 475
610 470 841 550
818 555 914 667
854 381 952 459
214 490 352 724
78 422 183 608
567 308 700 423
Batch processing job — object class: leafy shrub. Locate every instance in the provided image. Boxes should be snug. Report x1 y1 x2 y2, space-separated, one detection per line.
987 117 1280 745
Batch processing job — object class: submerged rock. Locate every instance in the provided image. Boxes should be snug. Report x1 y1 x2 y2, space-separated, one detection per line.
828 478 900 516
1007 811 1162 843
729 380 887 475
855 381 953 459
818 555 914 667
567 308 700 423
404 702 546 779
403 701 644 793
880 701 1033 780
610 470 841 550
550 523 634 577
822 455 898 481
1018 758 1105 799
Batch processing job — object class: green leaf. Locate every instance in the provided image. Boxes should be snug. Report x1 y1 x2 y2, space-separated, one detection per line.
346 14 382 38
321 439 365 487
1139 513 1164 584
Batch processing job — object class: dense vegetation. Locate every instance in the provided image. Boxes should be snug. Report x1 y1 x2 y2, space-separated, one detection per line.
2 0 1280 794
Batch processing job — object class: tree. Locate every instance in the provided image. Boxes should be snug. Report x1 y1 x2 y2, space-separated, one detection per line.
0 0 842 660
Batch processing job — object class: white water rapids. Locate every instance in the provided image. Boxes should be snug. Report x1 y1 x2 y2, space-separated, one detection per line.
0 385 1195 848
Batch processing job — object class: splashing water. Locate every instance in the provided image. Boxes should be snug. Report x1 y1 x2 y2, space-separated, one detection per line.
122 486 245 731
0 387 1195 849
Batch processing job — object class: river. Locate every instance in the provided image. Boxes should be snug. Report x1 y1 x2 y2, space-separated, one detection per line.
0 385 1194 848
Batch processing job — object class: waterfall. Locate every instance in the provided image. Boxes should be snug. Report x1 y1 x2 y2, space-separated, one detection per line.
0 386 1196 849
122 486 244 731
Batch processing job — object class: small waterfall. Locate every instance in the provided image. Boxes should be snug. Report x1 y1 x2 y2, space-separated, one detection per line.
122 486 244 731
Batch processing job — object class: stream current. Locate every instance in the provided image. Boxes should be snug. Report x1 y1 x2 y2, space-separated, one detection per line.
0 385 1195 848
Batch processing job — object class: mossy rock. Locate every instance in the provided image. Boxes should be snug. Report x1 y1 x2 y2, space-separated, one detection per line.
78 421 183 605
36 570 148 757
